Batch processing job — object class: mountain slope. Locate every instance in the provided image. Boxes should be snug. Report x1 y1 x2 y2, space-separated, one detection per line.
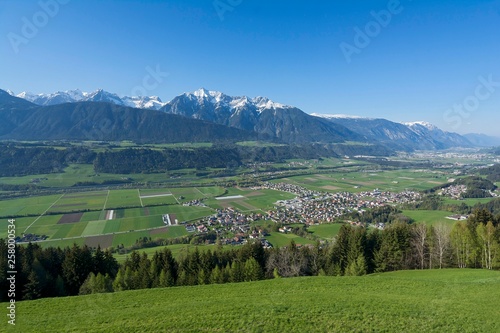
161 89 363 144
0 90 39 136
314 114 473 150
463 133 500 147
0 91 257 143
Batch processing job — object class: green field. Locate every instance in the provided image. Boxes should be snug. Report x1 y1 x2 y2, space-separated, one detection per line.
403 210 456 226
49 191 108 213
265 232 315 247
276 169 449 193
443 197 496 206
308 223 343 240
105 189 141 208
8 269 500 332
114 243 234 262
0 194 62 217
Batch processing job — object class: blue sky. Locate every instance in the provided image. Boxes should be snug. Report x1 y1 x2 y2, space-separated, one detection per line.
1 0 499 135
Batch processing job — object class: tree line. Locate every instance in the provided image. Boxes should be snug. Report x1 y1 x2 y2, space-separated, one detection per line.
0 144 95 177
1 209 499 302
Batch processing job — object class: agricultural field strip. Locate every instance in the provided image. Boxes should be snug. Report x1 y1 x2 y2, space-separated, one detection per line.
102 190 111 210
24 194 65 233
173 195 180 204
139 193 173 199
17 225 171 245
138 189 143 207
216 195 245 200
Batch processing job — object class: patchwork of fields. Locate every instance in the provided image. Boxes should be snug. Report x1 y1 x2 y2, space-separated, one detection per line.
275 169 449 193
1 167 486 250
0 186 297 248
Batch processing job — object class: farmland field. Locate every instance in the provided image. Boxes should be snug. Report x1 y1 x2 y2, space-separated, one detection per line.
0 194 62 217
275 169 449 193
308 223 343 240
105 189 141 208
114 243 234 262
402 210 456 226
49 191 108 213
9 269 500 332
443 197 496 206
265 232 315 247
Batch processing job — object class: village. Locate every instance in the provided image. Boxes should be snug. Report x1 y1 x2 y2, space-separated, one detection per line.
173 182 422 248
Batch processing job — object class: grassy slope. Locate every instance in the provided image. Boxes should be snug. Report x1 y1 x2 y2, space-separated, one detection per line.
8 269 500 333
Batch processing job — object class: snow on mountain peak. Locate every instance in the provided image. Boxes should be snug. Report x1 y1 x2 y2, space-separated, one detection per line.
403 121 438 131
13 88 167 110
188 88 226 103
252 96 288 110
311 113 372 120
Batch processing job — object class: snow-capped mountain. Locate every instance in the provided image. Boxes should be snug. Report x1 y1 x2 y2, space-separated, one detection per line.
8 86 475 150
403 121 439 132
13 89 167 110
161 88 362 143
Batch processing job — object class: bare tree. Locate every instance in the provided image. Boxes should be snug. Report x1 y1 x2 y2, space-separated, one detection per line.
266 245 307 278
476 221 497 270
432 223 451 269
411 223 429 270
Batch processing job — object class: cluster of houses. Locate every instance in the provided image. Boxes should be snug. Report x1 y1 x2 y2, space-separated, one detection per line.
182 199 207 207
174 182 422 247
439 185 467 199
183 208 273 247
17 233 48 243
260 183 421 225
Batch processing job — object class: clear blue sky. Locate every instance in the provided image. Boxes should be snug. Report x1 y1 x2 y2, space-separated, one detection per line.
1 0 499 135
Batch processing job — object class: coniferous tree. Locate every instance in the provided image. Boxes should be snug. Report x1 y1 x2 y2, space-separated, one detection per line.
23 270 42 300
62 244 94 295
229 261 244 283
375 223 411 272
244 257 263 282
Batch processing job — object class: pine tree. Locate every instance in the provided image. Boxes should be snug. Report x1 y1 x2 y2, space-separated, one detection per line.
244 258 263 282
198 269 208 285
229 261 244 283
113 269 125 291
23 270 42 300
345 255 367 276
79 272 96 295
210 266 222 284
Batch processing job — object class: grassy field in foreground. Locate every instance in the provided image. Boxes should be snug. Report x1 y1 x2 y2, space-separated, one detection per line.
8 269 500 333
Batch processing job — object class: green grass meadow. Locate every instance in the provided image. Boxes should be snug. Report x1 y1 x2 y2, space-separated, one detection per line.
403 210 455 226
276 169 448 193
265 232 315 247
8 269 500 332
308 223 343 240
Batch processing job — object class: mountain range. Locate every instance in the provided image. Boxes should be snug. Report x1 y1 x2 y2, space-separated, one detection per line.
12 89 166 110
0 90 255 143
2 87 496 150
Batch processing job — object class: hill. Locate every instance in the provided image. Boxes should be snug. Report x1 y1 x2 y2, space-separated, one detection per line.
9 269 500 332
